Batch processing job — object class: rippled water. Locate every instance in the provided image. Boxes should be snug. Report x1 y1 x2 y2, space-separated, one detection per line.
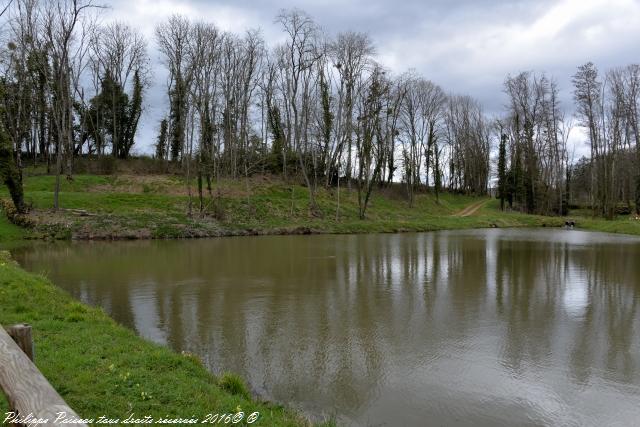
12 229 640 426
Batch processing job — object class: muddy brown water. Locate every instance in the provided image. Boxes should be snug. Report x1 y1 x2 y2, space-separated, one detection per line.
11 229 640 426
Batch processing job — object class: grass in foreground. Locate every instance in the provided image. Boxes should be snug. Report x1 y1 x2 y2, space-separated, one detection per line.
0 252 331 426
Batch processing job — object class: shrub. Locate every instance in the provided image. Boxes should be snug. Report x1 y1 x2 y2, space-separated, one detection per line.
615 204 632 216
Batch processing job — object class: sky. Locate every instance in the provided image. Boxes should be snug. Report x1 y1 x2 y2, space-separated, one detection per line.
103 0 640 157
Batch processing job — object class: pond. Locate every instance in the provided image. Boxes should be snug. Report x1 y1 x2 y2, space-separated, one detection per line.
12 229 640 426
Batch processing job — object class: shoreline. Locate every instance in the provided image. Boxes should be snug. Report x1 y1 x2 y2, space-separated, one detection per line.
2 203 569 242
0 251 332 427
5 204 640 243
1 173 639 243
9 213 565 241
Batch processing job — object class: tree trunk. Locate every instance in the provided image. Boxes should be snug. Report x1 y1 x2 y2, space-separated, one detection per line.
0 127 26 214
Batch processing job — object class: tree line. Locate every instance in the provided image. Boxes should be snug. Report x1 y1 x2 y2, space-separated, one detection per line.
150 10 493 218
496 64 640 218
0 1 638 220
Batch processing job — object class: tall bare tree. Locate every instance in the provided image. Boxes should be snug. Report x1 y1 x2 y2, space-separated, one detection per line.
275 9 323 214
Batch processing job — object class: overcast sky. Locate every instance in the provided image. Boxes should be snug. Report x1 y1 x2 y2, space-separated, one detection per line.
104 0 640 157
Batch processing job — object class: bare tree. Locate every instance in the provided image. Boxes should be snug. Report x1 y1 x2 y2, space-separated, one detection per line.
187 21 222 213
399 75 445 206
275 9 323 214
354 65 390 219
501 71 569 214
37 0 101 209
327 31 374 188
444 95 490 196
156 15 192 163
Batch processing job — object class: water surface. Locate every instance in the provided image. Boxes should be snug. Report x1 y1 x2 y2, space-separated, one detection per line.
12 229 640 426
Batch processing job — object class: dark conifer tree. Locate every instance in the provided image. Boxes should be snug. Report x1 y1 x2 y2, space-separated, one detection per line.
497 133 508 211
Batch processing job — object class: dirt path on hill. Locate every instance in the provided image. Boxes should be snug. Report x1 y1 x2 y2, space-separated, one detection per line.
453 199 489 217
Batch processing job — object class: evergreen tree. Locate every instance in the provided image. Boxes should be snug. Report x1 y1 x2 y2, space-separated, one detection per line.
497 133 507 211
523 119 537 213
267 105 285 172
319 70 333 174
0 83 25 213
122 69 143 159
155 118 168 160
434 140 442 202
169 73 185 162
84 70 144 159
0 125 26 214
511 144 524 210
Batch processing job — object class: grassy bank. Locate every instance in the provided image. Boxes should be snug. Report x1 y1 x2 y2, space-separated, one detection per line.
0 172 577 241
0 211 27 242
0 251 329 426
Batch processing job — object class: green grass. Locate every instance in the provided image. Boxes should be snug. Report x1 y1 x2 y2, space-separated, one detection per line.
0 173 564 240
0 212 26 242
3 172 640 240
0 251 331 426
567 215 640 235
219 373 252 401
